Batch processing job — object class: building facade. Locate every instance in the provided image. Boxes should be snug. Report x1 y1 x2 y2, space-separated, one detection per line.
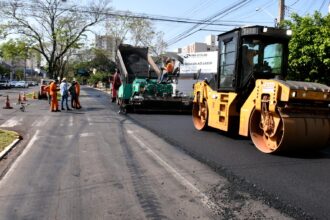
95 35 121 61
179 35 217 53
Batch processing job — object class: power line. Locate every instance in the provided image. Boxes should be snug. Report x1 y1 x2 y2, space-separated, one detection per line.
319 0 327 11
166 0 251 46
1 1 267 27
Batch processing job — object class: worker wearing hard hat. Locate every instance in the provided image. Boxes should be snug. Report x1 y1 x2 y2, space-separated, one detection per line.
60 78 71 111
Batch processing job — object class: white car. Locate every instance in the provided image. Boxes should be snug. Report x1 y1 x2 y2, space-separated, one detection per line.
15 81 29 88
10 81 17 87
0 80 10 89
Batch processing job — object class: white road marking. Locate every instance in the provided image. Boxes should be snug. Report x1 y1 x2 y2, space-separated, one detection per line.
69 116 73 126
38 134 74 139
0 116 23 127
31 116 49 127
80 133 94 137
31 121 38 127
126 129 218 211
87 116 93 126
0 130 40 186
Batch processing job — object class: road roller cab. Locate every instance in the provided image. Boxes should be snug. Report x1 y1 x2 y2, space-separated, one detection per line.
192 26 330 153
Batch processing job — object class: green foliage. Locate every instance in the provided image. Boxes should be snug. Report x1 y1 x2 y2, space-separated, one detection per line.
283 12 330 85
87 71 111 86
0 39 29 61
65 48 116 85
15 69 24 80
90 49 116 72
0 64 10 77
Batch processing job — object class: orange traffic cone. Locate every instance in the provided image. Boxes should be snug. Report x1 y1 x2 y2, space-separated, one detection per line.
17 93 22 104
22 92 27 101
3 95 13 109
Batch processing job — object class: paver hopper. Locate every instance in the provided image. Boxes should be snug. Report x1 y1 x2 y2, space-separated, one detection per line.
116 44 192 113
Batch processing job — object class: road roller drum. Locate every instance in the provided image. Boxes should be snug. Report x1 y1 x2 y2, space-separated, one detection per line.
249 108 330 153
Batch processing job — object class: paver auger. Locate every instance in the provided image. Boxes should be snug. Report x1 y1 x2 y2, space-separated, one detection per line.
192 26 330 153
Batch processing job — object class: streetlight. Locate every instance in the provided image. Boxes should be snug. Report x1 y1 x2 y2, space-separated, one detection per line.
256 7 278 27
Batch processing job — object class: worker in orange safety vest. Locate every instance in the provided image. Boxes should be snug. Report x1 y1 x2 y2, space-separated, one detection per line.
49 79 60 112
75 80 81 109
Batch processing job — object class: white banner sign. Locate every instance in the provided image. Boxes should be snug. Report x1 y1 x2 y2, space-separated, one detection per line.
179 51 218 74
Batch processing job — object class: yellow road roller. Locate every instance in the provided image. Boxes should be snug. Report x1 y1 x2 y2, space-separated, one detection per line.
192 26 330 153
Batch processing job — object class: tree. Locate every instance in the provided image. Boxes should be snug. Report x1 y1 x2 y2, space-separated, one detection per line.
149 31 167 57
105 13 132 48
105 13 167 56
0 39 29 80
90 48 116 73
283 12 330 85
64 48 115 85
2 0 111 79
0 64 11 79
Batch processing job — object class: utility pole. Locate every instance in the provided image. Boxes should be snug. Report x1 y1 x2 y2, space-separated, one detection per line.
278 0 285 24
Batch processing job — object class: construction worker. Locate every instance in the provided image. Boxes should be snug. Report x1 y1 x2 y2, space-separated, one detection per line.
75 80 81 109
159 58 174 83
112 68 121 103
49 79 60 112
60 78 71 111
69 80 77 108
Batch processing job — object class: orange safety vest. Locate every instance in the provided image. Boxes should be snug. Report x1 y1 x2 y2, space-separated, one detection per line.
49 82 57 96
75 82 80 96
165 62 174 74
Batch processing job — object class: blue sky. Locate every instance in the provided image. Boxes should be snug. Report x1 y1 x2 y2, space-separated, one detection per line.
101 0 329 51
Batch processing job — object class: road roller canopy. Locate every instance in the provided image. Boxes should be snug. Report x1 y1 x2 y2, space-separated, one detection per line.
217 26 291 92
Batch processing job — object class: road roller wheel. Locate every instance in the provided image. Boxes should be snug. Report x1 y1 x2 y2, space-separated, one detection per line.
192 99 208 130
249 108 284 153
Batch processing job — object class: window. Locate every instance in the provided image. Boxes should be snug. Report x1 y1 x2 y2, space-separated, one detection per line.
219 37 236 89
239 38 286 88
263 44 283 74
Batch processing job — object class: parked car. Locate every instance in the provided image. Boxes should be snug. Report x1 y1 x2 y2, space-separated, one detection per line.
39 78 54 99
0 80 10 89
15 81 29 88
9 81 17 88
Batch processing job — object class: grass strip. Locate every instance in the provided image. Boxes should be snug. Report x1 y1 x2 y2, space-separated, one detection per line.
0 129 20 152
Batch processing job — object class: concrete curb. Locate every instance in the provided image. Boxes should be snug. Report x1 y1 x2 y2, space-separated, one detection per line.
0 138 20 160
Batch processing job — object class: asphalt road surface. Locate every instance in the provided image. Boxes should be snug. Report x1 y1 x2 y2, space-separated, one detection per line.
0 86 327 219
128 101 330 219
